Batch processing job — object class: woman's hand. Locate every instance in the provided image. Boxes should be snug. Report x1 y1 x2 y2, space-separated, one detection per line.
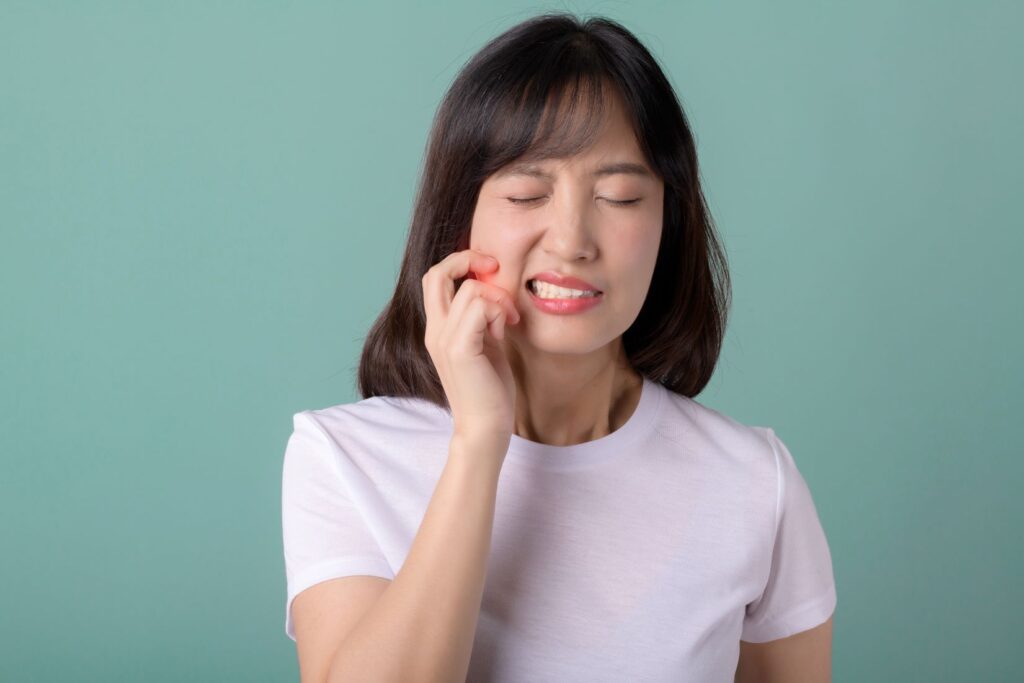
422 249 521 450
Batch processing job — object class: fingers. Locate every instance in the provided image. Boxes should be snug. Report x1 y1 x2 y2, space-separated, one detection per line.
423 250 499 321
422 251 520 348
446 277 520 337
452 296 507 352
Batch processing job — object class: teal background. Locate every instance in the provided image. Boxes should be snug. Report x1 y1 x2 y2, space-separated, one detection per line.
2 1 1020 680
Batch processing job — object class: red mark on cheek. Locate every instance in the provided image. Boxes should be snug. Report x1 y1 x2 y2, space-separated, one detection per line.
472 264 500 284
467 254 500 284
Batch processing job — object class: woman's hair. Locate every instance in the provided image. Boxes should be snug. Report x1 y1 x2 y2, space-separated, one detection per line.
357 12 731 408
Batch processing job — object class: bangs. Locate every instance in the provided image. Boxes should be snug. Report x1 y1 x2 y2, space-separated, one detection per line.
480 66 619 174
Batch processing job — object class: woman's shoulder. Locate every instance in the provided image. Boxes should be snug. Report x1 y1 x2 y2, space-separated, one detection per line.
655 386 775 460
295 393 451 440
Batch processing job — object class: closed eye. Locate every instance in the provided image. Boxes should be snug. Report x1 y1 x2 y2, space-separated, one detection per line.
507 197 642 207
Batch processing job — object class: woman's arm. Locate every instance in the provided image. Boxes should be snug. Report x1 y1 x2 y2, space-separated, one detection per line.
321 431 504 683
734 615 833 683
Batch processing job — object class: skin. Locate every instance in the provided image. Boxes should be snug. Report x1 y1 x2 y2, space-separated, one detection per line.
735 616 833 682
468 87 664 447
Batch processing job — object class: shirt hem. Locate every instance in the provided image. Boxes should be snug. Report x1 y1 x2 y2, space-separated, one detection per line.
285 555 395 641
739 582 837 643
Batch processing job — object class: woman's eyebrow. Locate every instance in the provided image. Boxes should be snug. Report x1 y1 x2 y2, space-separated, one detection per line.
496 160 654 180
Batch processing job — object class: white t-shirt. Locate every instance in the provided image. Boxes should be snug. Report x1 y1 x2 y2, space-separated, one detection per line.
281 376 837 681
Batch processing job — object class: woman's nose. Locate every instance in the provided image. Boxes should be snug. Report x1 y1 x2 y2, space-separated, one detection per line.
543 200 598 260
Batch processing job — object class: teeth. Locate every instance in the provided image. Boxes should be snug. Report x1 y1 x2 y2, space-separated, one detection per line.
529 279 599 299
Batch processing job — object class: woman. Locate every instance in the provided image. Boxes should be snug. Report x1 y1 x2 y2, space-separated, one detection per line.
282 12 836 682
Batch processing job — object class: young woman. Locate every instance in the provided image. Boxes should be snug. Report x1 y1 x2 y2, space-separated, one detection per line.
282 13 836 682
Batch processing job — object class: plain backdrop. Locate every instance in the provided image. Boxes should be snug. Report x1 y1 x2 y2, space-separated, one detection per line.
1 1 1021 681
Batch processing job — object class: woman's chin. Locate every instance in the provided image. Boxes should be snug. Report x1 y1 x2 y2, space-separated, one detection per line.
510 328 611 355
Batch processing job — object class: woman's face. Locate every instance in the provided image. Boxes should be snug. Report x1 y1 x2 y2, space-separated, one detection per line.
469 96 664 355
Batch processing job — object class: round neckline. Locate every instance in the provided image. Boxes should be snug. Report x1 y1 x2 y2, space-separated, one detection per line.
502 375 665 470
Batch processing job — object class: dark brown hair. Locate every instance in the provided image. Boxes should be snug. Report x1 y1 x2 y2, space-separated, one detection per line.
357 12 731 408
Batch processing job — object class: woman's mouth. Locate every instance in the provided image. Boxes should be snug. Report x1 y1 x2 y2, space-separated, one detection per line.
526 279 604 314
526 279 601 298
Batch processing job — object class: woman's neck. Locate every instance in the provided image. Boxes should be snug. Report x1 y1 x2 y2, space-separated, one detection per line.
510 342 643 446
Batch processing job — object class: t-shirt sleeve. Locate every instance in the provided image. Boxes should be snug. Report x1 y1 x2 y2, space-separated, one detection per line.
281 411 395 642
741 427 837 643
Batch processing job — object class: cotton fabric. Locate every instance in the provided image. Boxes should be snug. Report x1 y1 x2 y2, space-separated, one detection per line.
281 376 837 681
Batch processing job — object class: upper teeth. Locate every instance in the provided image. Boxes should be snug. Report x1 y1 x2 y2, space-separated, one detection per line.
530 280 599 299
